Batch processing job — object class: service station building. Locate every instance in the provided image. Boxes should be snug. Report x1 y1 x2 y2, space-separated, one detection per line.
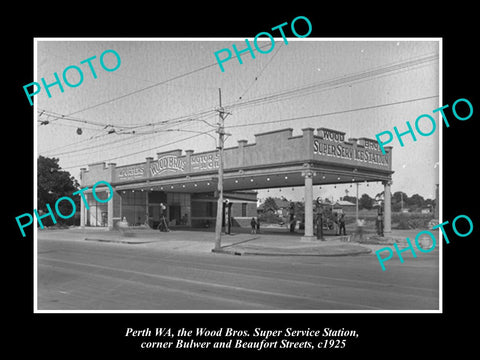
79 127 393 239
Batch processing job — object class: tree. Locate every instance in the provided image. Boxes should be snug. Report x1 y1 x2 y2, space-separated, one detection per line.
374 191 384 200
392 191 408 203
342 195 357 204
359 193 374 210
294 201 304 216
38 156 80 225
262 197 279 214
424 198 435 209
407 193 425 211
392 191 408 212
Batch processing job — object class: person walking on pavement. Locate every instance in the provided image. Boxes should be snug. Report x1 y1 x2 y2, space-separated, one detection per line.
353 218 365 242
250 217 257 234
158 202 169 232
333 212 339 235
288 202 296 233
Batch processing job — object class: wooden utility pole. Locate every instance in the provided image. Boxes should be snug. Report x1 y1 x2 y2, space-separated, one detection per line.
214 88 225 251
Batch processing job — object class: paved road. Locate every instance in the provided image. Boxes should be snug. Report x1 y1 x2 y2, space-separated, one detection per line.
37 236 439 311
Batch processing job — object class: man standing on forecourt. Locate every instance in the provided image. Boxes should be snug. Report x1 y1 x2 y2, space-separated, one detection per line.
315 205 324 241
377 203 384 237
339 213 346 236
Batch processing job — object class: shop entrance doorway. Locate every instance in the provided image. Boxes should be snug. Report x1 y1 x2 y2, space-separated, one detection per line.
169 205 181 225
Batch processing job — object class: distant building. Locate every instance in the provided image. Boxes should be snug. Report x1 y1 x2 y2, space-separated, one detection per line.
258 197 291 217
333 200 356 213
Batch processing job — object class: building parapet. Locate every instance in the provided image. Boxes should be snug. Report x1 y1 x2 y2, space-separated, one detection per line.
81 127 392 186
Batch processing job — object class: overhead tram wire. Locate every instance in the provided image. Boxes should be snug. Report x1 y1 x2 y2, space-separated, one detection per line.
117 108 218 132
58 94 438 169
39 41 287 164
42 64 432 155
63 119 217 159
64 64 217 117
225 54 438 113
41 112 214 156
225 94 439 129
38 109 114 128
236 41 284 103
44 111 220 161
42 51 436 131
39 127 111 156
41 119 217 163
45 114 217 158
37 120 101 132
39 107 217 131
42 52 437 161
42 50 436 130
55 111 218 157
223 53 439 113
38 110 112 155
116 119 218 137
63 42 279 118
39 107 219 156
61 129 217 171
37 46 221 93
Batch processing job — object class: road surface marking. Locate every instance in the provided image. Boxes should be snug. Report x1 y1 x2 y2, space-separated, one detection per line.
39 256 384 310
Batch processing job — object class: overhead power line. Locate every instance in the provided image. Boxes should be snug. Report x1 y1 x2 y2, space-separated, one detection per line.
40 111 218 158
236 42 284 102
223 53 438 113
39 106 218 156
38 109 114 128
41 51 437 136
54 94 438 170
65 63 217 116
67 117 216 158
44 52 439 169
61 129 217 170
225 94 439 129
64 42 279 117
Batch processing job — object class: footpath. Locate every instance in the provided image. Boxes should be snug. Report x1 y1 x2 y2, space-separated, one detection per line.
34 226 415 257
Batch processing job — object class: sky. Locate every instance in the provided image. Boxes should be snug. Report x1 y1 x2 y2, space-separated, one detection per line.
35 38 440 203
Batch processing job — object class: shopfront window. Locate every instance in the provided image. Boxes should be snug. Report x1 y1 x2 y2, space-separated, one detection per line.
166 192 190 225
121 190 147 226
86 192 108 227
242 203 247 217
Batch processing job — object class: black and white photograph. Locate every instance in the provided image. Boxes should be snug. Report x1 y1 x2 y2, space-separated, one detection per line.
9 8 478 357
32 37 442 312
